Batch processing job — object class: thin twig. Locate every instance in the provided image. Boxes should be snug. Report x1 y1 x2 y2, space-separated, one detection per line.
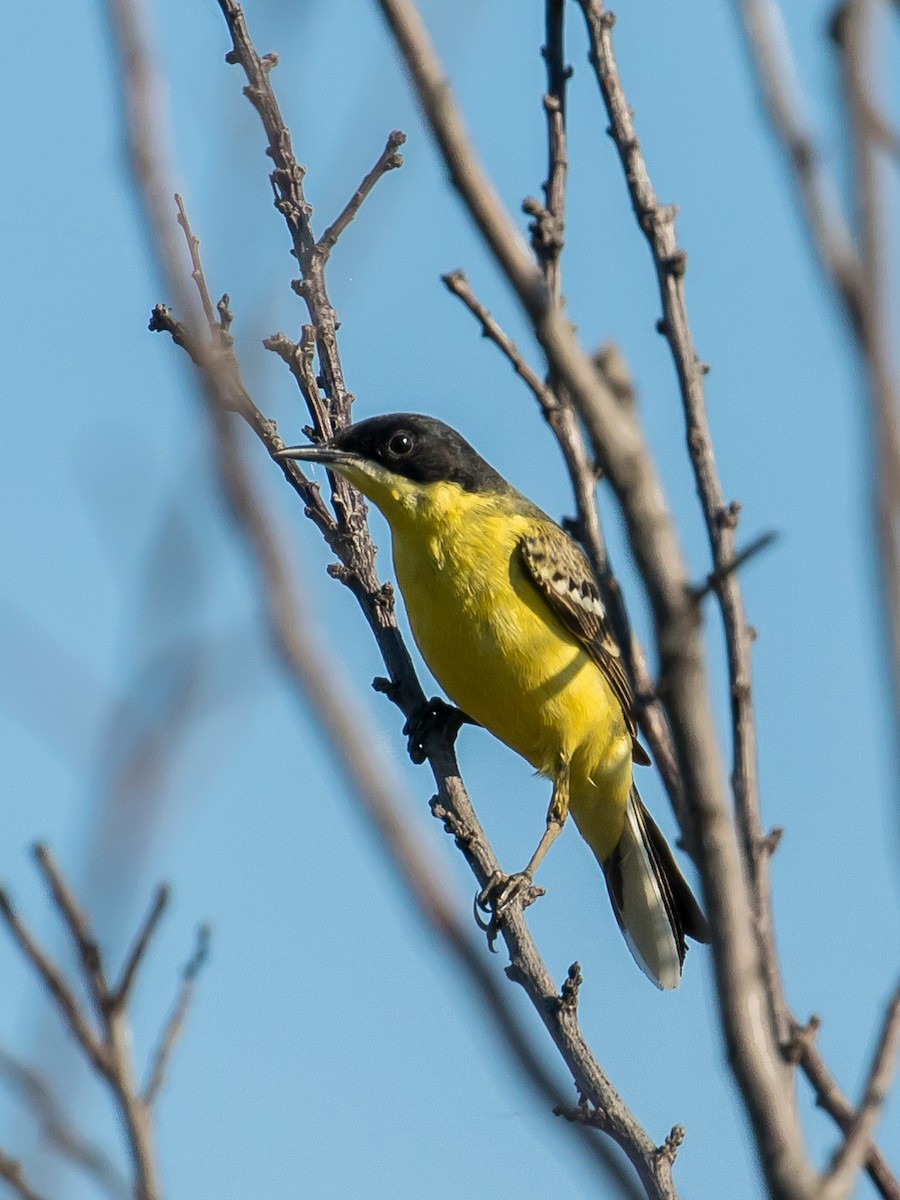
732 0 865 331
799 1035 900 1200
263 325 330 439
691 531 778 602
143 925 211 1106
175 193 218 330
32 844 107 1021
150 302 339 547
575 0 776 990
112 885 170 1011
531 0 568 300
319 130 406 255
0 848 189 1200
441 270 555 411
216 0 424 719
0 888 109 1079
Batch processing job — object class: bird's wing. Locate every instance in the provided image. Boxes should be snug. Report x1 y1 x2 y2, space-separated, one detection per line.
520 525 649 763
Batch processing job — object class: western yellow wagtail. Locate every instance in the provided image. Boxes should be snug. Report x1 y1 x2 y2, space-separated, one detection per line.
279 413 709 988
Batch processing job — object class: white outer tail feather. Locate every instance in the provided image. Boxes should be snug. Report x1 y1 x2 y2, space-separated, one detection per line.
604 789 684 991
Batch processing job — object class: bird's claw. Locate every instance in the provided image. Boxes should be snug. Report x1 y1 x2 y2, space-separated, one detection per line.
474 871 544 949
403 697 469 764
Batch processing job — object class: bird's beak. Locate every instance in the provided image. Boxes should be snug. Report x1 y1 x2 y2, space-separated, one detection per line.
275 441 356 467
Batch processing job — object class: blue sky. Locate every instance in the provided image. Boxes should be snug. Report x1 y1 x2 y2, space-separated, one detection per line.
2 1 898 1197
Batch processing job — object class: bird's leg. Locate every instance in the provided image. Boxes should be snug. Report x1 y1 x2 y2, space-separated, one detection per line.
524 763 570 876
476 762 570 920
402 698 478 764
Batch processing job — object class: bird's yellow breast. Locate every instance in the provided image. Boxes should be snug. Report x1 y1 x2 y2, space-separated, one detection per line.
386 483 630 804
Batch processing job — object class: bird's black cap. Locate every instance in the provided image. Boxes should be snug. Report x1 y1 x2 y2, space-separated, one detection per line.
287 413 510 495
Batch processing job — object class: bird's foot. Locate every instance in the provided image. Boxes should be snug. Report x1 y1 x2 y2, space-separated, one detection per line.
403 697 472 764
474 871 545 949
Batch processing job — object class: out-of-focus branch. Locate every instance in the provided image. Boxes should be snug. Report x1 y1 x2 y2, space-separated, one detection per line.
374 2 818 1198
732 0 864 325
0 1050 128 1200
832 0 900 780
112 885 170 1011
0 847 206 1200
822 980 900 1200
143 924 210 1105
734 0 900 764
0 1152 47 1200
0 887 110 1081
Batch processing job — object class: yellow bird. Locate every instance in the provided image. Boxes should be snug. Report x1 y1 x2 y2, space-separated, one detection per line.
279 413 708 988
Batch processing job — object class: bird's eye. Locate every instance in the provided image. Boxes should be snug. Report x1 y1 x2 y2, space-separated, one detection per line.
387 432 414 457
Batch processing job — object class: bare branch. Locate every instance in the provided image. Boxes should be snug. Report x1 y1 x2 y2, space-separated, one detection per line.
1 845 185 1200
216 0 429 728
822 981 900 1200
442 269 556 412
832 0 900 782
731 0 865 328
735 0 900 793
318 130 406 256
175 193 218 330
263 326 330 439
0 1050 128 1200
691 531 778 602
0 887 109 1079
532 0 569 298
798 1035 900 1200
216 0 353 433
143 925 211 1106
149 302 340 549
33 844 108 1020
112 885 170 1012
531 5 688 822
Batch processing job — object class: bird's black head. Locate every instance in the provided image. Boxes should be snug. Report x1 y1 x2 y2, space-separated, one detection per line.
326 413 506 494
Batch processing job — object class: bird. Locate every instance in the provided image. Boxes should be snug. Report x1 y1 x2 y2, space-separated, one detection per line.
278 412 709 988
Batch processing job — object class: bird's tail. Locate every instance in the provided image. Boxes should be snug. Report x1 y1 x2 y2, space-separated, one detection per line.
602 786 710 990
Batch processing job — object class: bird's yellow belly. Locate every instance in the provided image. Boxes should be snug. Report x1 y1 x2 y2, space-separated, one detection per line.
391 517 631 810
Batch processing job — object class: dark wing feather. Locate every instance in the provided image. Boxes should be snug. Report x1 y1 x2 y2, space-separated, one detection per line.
520 526 649 763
